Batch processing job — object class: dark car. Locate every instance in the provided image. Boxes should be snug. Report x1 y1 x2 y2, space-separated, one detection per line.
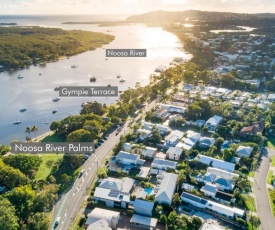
99 139 105 143
115 132 119 136
95 144 98 149
98 142 102 146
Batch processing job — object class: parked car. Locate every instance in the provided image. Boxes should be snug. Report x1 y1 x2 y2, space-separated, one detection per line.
54 217 61 228
115 132 119 136
79 169 85 177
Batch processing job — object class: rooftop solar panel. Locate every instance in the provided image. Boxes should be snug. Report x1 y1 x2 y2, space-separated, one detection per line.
108 190 119 198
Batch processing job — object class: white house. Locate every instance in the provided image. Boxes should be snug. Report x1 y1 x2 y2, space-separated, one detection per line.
151 158 177 171
267 94 275 102
99 177 134 193
200 183 217 198
160 103 187 114
165 130 184 147
236 146 253 158
130 214 158 230
85 208 120 229
167 147 183 160
136 129 151 141
122 142 132 152
176 130 200 151
117 151 139 165
205 115 223 132
155 173 178 205
181 192 244 218
142 121 170 135
141 146 157 158
94 187 130 209
133 199 154 217
196 154 235 172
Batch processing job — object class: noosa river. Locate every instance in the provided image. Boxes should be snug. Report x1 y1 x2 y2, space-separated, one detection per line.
0 15 191 145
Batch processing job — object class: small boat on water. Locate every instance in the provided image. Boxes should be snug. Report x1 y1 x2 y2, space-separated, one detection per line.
17 75 24 79
117 75 121 78
105 58 108 60
119 90 122 93
39 73 42 75
19 107 27 112
52 110 57 114
71 65 77 68
52 97 60 102
119 79 125 83
90 77 96 82
13 121 21 125
45 122 49 124
107 84 111 87
54 87 59 91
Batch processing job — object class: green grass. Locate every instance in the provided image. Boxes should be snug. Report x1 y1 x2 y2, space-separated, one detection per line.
267 170 273 185
241 194 257 212
249 171 255 178
41 133 63 142
266 136 275 149
272 156 275 167
268 189 275 217
35 154 64 180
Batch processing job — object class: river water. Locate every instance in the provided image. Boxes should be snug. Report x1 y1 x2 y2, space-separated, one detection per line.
0 15 191 145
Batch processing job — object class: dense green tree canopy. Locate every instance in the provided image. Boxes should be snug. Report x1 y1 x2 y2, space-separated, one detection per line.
0 197 19 230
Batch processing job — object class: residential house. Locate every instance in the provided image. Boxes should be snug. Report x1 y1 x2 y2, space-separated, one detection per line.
196 154 235 172
221 140 232 152
130 214 158 230
117 151 140 165
165 130 184 147
236 146 253 158
141 147 157 159
267 94 275 102
167 147 183 160
151 158 177 171
155 173 178 205
160 103 187 114
85 208 120 229
176 130 200 151
94 187 130 209
239 121 264 138
142 121 170 135
199 137 216 149
122 142 133 152
136 129 151 141
200 183 217 198
181 192 244 218
205 115 223 132
133 199 154 217
99 177 134 193
152 108 171 120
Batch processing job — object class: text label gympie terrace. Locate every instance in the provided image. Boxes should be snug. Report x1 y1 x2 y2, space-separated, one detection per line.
59 86 118 97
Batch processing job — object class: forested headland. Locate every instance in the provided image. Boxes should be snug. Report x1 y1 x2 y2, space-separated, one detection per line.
0 26 114 71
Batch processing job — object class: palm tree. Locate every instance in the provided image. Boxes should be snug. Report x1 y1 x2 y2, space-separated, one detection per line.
31 125 38 140
25 126 32 139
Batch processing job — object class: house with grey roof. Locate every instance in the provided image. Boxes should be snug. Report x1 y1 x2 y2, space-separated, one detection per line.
221 140 232 152
94 187 130 209
199 137 216 149
165 130 184 147
130 214 158 230
99 177 134 193
117 151 140 165
201 183 217 198
196 154 235 172
151 158 177 171
133 199 154 217
167 147 183 160
236 146 253 158
141 146 157 159
155 173 178 205
205 115 223 133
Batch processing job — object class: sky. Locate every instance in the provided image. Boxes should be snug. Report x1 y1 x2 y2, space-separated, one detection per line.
0 0 275 15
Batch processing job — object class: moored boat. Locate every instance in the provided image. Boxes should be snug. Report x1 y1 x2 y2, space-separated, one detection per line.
19 107 27 112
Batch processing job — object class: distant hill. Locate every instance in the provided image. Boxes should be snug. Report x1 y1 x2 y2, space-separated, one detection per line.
126 10 275 23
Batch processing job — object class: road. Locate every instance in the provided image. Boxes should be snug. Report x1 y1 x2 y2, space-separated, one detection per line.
253 147 275 230
50 100 157 230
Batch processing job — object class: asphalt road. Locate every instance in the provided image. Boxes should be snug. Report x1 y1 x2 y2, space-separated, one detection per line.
50 100 157 230
253 147 275 230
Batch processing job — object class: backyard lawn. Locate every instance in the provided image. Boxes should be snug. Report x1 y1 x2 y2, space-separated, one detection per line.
35 154 64 180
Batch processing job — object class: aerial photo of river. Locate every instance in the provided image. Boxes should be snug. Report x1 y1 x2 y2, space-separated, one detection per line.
0 15 191 144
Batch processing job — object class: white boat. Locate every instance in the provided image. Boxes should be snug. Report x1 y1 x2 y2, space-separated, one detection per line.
13 121 21 124
45 122 49 124
52 97 60 102
119 79 125 83
19 107 27 112
17 75 24 79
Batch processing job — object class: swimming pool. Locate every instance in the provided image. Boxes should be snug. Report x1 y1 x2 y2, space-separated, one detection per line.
144 187 153 195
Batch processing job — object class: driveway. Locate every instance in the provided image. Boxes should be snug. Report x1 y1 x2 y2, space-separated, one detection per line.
253 147 275 230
